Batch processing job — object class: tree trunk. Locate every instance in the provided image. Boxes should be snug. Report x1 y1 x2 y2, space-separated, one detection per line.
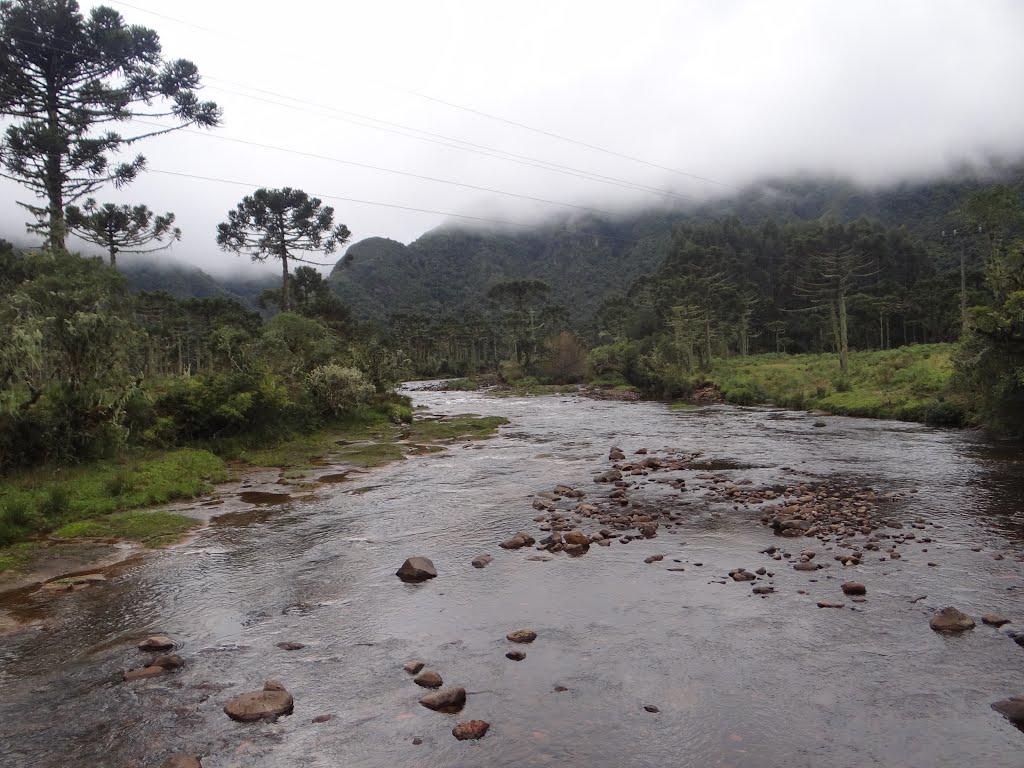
960 242 967 335
279 215 291 311
837 289 849 375
109 244 117 268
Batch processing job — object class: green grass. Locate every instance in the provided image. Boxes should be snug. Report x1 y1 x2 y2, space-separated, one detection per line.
0 449 226 547
696 344 964 424
0 541 42 574
53 511 201 547
408 415 509 441
443 378 480 391
490 384 578 397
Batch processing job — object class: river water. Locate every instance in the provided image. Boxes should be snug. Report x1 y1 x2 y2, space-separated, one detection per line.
2 387 1023 767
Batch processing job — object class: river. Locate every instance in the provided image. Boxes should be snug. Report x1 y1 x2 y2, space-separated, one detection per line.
1 387 1023 767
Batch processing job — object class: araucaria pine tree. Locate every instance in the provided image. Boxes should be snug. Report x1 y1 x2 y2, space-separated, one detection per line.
64 199 180 266
217 187 351 312
0 0 221 249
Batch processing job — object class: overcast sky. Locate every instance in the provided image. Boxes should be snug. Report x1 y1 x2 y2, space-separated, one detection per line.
3 0 1024 274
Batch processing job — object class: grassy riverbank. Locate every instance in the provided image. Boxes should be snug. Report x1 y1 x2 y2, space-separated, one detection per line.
0 408 508 574
696 344 965 424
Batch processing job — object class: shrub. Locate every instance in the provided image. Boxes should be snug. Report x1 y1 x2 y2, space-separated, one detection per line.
307 364 374 416
154 370 293 442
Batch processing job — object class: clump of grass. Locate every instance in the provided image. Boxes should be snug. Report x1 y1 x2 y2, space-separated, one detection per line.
334 442 406 467
53 511 200 547
0 449 226 548
408 415 509 441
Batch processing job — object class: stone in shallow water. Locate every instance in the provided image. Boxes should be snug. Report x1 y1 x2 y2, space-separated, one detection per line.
506 651 526 661
403 661 425 674
414 670 443 688
992 696 1024 724
841 582 866 596
124 665 165 682
644 705 660 713
277 642 305 651
419 687 466 713
452 720 490 740
929 607 975 632
396 557 437 582
160 755 202 768
223 681 294 722
138 635 174 652
507 628 537 643
982 613 1010 628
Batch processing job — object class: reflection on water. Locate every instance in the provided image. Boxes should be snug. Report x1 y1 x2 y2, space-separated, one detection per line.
1 388 1023 767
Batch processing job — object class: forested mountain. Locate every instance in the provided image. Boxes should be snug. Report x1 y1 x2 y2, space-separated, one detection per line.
326 166 1024 328
327 211 679 324
118 260 244 301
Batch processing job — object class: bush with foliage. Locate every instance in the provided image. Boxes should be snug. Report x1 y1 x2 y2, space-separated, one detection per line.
307 364 374 416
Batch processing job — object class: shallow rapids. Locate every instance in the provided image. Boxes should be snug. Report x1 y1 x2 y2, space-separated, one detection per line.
1 388 1023 767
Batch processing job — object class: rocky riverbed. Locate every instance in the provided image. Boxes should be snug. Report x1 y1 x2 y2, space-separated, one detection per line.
1 386 1023 767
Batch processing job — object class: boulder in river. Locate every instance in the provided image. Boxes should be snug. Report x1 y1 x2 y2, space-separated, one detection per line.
277 642 305 651
138 635 174 652
841 582 866 596
506 650 526 661
223 681 294 722
124 665 165 682
817 600 844 609
594 469 623 483
929 607 975 632
500 532 536 549
563 531 590 555
992 695 1024 725
729 568 755 582
507 628 537 643
471 554 493 568
419 686 467 713
982 613 1010 628
160 755 202 768
396 557 437 583
404 661 425 674
452 719 490 740
414 670 443 688
152 653 185 669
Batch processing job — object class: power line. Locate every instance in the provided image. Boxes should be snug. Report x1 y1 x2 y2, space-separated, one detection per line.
105 0 739 191
135 119 623 218
2 18 705 205
205 80 701 203
147 168 649 247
